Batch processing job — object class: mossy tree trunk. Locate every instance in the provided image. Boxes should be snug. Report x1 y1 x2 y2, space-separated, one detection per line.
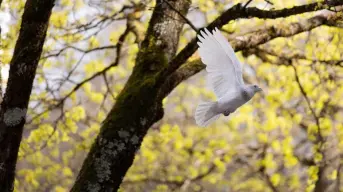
70 0 191 191
71 0 343 191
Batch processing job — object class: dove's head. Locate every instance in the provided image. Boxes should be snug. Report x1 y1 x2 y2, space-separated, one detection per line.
247 84 263 95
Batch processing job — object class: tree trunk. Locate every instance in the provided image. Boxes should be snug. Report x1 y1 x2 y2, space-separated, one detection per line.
0 0 55 191
70 0 191 191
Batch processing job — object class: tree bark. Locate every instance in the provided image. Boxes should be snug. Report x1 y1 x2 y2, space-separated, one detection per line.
0 0 55 191
70 0 191 191
71 1 343 191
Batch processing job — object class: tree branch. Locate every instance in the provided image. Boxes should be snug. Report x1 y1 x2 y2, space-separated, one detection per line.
41 45 117 60
244 47 343 67
165 0 343 76
27 23 131 124
291 64 324 142
243 0 254 9
159 13 343 99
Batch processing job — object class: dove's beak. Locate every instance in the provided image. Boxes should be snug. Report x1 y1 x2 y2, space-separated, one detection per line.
257 87 265 97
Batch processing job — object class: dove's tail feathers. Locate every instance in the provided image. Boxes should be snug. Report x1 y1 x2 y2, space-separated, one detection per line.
195 101 220 127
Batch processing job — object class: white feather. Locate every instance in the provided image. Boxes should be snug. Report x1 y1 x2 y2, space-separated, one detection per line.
212 27 244 85
194 101 220 127
197 27 244 99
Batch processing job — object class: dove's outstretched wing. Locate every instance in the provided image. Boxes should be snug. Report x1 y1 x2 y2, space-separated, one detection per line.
197 28 244 99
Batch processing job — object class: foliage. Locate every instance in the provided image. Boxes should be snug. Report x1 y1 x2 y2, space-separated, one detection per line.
0 0 342 191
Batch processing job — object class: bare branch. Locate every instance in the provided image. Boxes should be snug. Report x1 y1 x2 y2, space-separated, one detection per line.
159 13 343 99
41 45 117 60
27 23 131 124
244 48 343 67
243 0 254 9
335 161 342 191
102 73 116 100
165 0 343 76
291 64 323 142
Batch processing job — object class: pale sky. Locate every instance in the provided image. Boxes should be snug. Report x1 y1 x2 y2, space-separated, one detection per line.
0 6 10 93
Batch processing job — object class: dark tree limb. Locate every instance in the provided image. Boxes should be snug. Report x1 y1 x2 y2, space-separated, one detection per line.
160 13 343 99
244 48 343 67
0 0 55 191
165 0 343 76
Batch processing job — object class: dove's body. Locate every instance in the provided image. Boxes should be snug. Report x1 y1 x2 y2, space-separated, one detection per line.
210 86 254 117
217 87 252 115
195 28 262 127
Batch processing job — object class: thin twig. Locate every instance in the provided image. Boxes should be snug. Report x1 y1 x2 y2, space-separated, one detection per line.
102 73 116 100
162 0 198 32
264 0 273 5
291 63 324 143
243 0 254 9
335 160 342 192
41 45 117 60
27 23 131 124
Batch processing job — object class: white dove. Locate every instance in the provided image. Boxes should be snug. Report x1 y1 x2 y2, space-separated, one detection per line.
195 27 262 127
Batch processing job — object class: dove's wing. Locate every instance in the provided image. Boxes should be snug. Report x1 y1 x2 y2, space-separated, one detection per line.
197 28 244 99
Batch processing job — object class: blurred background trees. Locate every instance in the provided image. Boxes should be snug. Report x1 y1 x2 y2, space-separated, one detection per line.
1 0 343 191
